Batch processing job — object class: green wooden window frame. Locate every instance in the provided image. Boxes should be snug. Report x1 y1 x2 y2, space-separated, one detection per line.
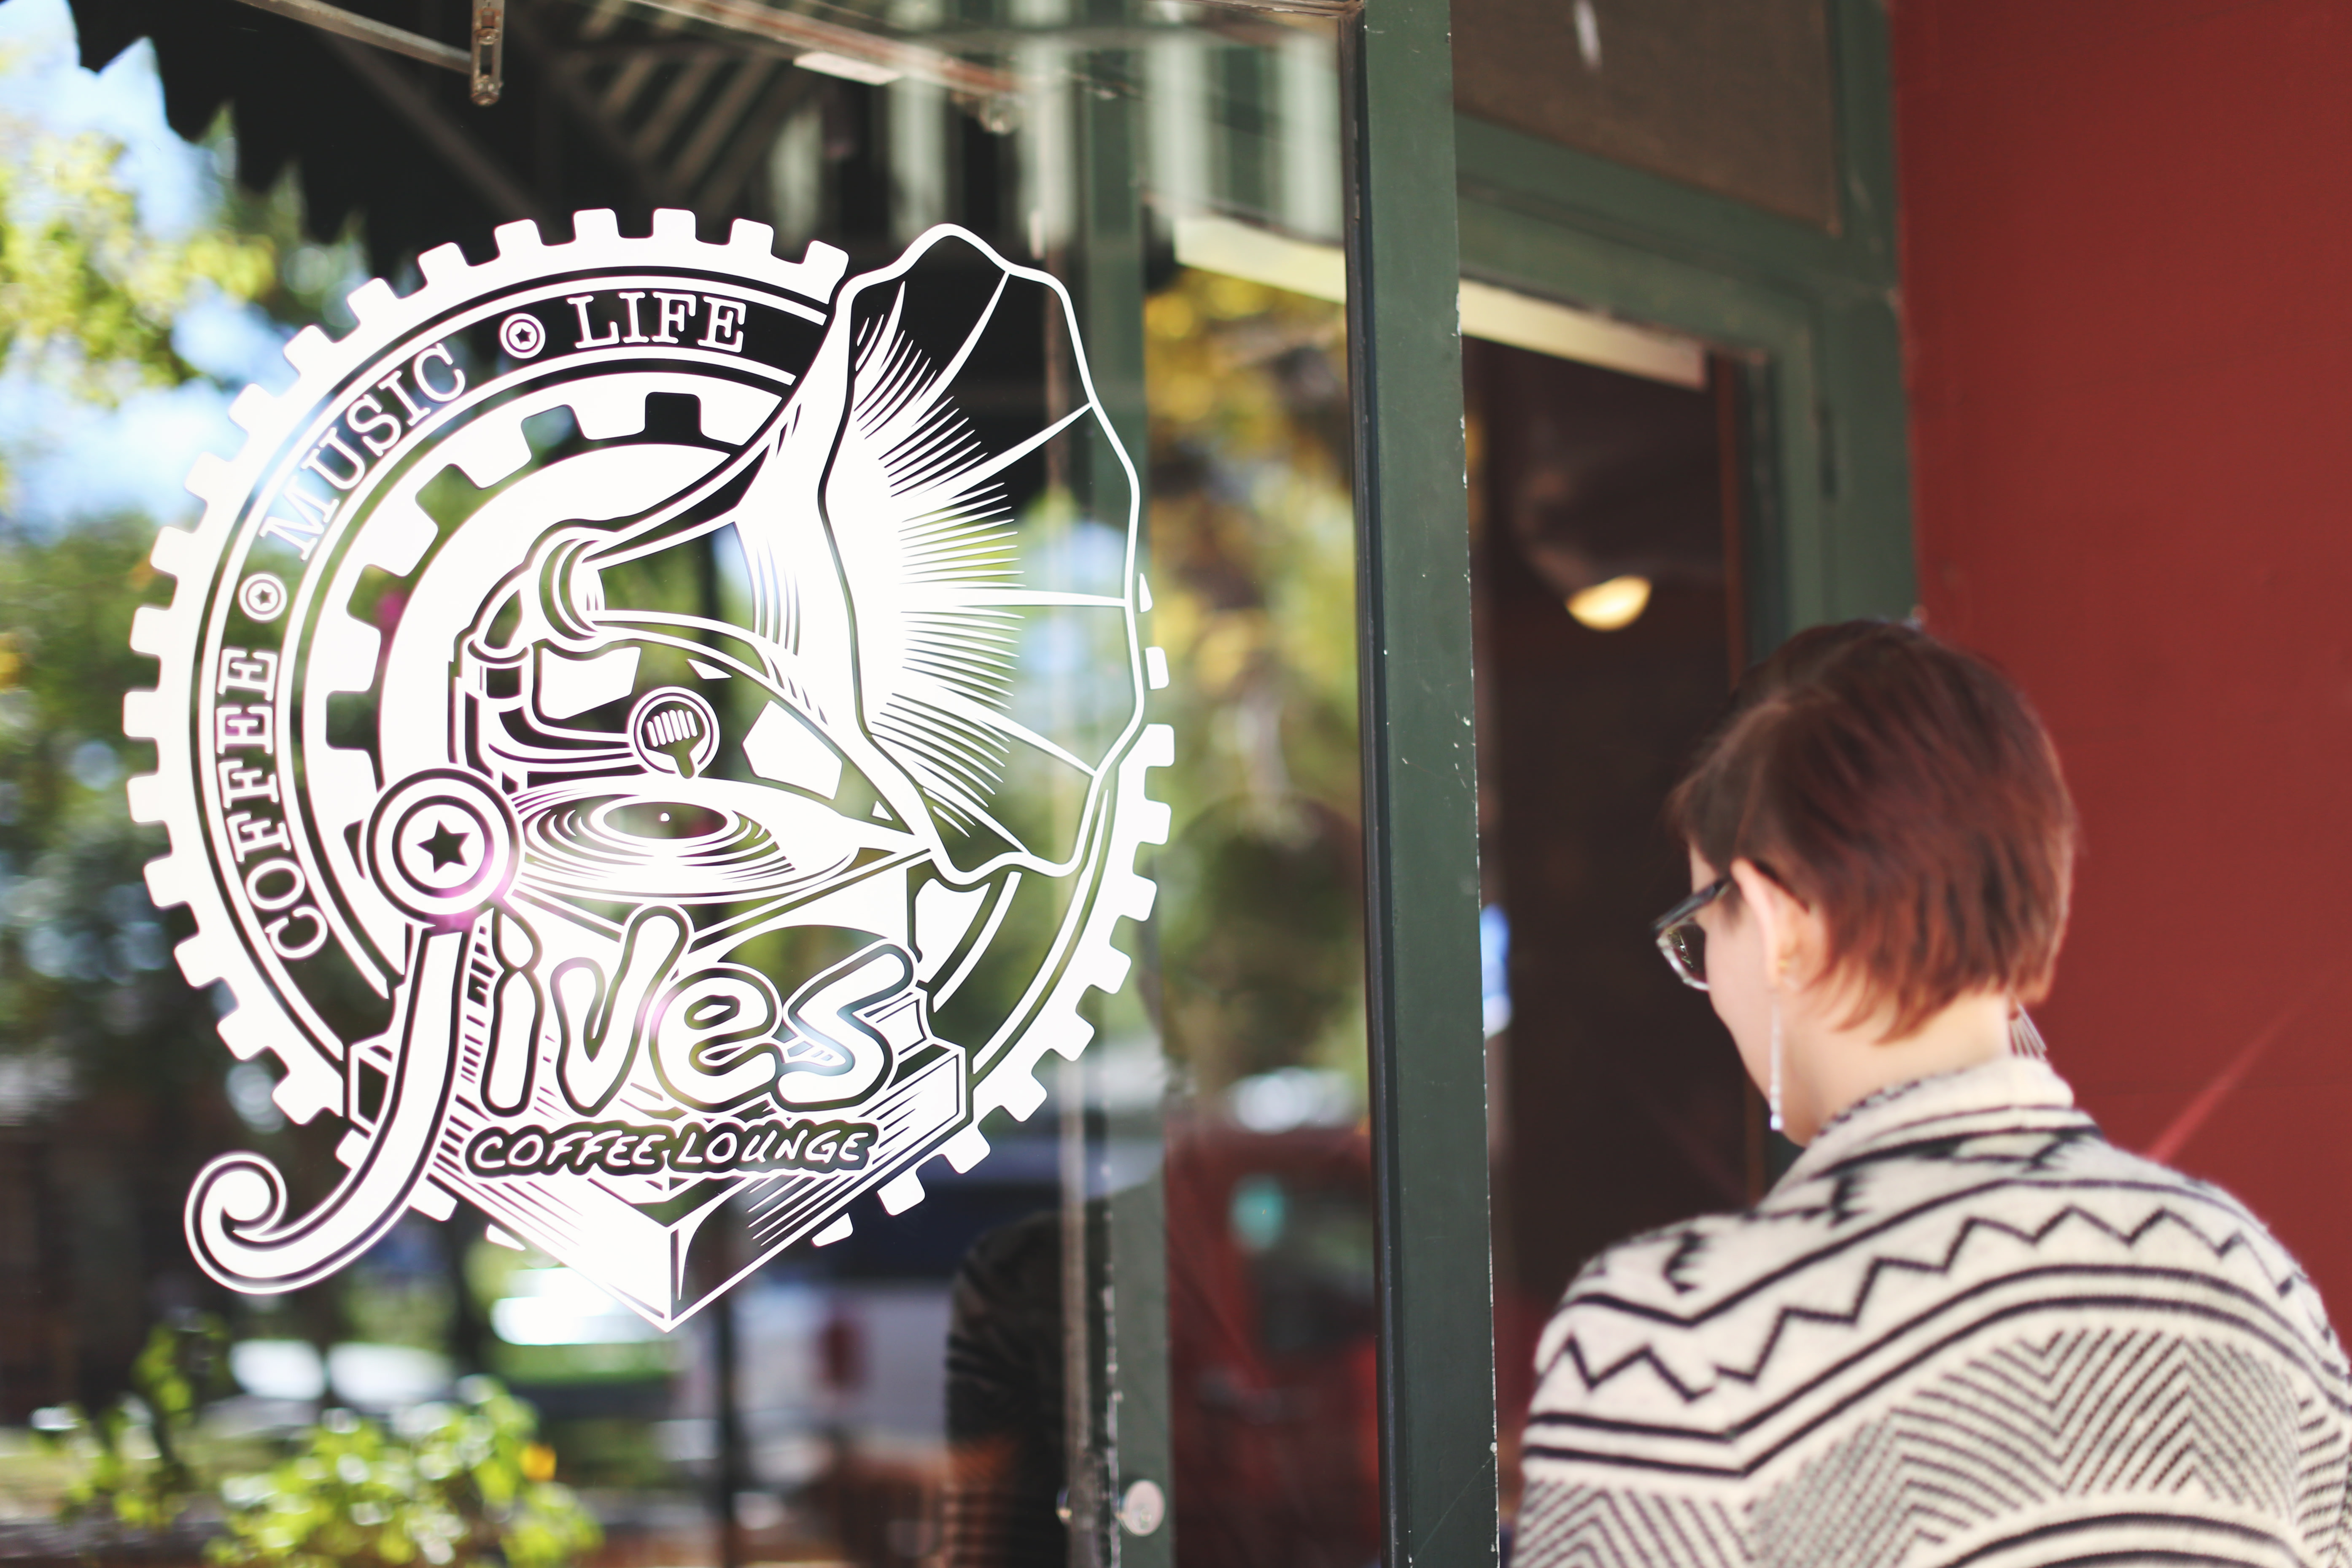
1341 2 1914 1565
1342 5 1495 1567
1453 0 1917 647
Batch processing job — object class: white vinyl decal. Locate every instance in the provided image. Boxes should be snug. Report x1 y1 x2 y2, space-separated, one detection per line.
127 211 1169 1328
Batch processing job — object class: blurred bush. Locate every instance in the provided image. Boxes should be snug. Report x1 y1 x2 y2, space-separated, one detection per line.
42 1319 600 1568
210 1377 600 1568
51 1315 234 1529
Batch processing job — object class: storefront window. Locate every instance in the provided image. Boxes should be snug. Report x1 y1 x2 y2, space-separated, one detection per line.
0 2 1374 1565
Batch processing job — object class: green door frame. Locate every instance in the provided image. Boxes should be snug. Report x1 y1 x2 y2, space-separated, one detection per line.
1454 0 1917 647
1341 3 1913 1566
1342 6 1497 1568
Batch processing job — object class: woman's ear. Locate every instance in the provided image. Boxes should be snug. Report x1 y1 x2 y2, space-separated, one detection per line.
1730 859 1810 994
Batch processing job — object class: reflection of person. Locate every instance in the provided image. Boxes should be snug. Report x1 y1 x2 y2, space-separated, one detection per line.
941 1211 1067 1567
1517 622 2350 1567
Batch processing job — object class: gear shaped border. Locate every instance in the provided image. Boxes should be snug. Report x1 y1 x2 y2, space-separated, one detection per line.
124 207 1172 1241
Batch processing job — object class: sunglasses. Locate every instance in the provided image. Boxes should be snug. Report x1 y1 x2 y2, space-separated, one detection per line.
1652 874 1732 991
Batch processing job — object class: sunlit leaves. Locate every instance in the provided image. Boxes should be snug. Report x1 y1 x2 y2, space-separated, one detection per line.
46 1318 233 1530
206 1378 601 1568
0 129 274 405
1143 270 1368 1094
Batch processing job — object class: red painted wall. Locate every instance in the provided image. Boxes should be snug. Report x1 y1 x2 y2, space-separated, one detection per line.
1894 1 2352 1311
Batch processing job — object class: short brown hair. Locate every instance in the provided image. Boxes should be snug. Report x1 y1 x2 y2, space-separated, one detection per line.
1665 620 2077 1037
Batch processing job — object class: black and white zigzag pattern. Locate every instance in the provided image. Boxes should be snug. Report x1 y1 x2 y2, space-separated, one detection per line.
1516 1059 2352 1568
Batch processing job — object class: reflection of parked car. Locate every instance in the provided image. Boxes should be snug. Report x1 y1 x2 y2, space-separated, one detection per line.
1166 1116 1378 1568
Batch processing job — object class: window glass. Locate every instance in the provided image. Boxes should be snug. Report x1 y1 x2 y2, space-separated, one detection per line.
0 2 1371 1565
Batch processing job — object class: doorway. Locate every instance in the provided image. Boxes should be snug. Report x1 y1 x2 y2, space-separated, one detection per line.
1465 336 1760 1525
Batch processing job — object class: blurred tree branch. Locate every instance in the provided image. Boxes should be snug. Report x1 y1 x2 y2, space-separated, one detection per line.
0 127 274 405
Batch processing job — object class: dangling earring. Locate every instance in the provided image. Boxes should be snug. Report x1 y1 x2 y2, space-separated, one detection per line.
2009 1005 2048 1061
1767 998 1785 1133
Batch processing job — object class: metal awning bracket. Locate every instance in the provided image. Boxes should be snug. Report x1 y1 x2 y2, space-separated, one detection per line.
471 0 507 105
225 0 502 106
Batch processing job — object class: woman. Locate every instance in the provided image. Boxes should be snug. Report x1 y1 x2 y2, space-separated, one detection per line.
1515 622 2350 1568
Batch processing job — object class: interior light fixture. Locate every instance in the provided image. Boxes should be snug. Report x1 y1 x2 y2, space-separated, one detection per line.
1566 574 1653 631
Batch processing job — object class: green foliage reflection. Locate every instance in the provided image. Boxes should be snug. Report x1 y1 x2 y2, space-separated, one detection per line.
39 1321 600 1568
0 128 273 409
51 1317 234 1530
210 1379 600 1568
1144 270 1366 1099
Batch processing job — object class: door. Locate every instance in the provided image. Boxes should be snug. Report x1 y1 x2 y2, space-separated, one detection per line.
1450 30 1918 1545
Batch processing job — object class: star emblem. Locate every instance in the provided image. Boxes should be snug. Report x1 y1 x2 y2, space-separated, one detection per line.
417 820 471 872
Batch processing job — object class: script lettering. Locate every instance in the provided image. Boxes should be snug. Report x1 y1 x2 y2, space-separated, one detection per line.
466 1115 884 1178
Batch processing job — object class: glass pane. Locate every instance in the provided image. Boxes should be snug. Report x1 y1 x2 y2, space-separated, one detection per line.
0 3 1368 1566
1463 333 1753 1544
1147 265 1375 1568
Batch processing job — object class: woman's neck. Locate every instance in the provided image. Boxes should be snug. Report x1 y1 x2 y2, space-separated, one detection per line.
1785 989 2015 1144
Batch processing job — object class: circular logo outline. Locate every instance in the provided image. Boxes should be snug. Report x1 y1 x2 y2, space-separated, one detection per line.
130 213 1172 1323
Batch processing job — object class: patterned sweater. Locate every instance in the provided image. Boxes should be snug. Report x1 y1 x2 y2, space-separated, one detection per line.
1517 1057 2351 1568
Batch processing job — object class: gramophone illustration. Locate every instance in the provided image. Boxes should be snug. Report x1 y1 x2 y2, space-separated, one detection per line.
133 217 1168 1327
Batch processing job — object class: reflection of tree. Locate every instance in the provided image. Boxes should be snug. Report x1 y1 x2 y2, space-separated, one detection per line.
1154 798 1360 1094
0 129 273 417
1142 272 1364 1098
0 105 374 1420
0 518 269 1414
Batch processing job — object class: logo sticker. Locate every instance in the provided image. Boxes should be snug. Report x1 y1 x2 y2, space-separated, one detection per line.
127 212 1169 1327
